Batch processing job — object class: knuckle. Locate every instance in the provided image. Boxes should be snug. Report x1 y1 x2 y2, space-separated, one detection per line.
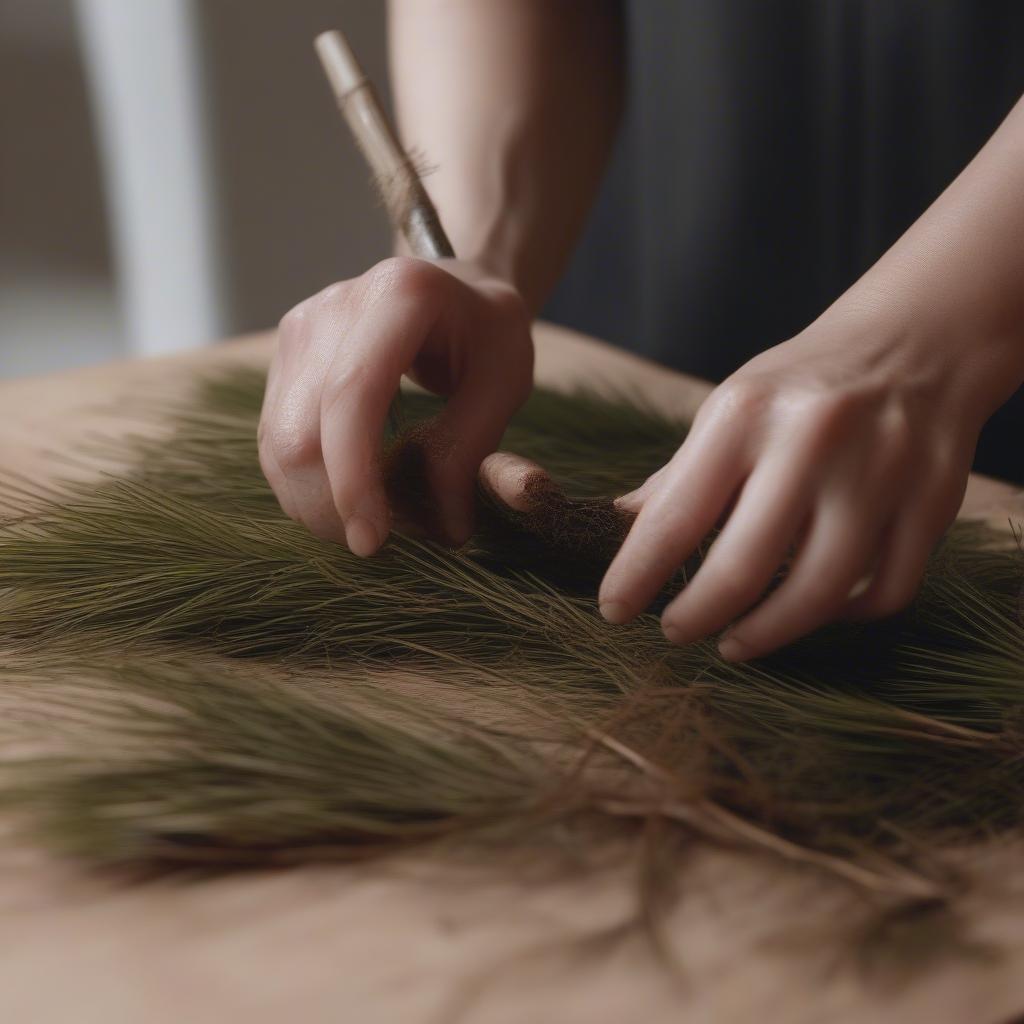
882 405 914 450
260 422 321 473
317 280 352 307
279 285 351 347
707 377 772 423
873 406 915 471
278 300 310 336
367 255 440 302
798 391 859 440
281 282 356 340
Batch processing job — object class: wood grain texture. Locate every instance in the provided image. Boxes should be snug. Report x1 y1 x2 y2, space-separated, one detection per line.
0 322 1022 1024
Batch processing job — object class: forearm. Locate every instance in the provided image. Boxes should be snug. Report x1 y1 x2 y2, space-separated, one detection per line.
833 94 1024 413
387 0 624 314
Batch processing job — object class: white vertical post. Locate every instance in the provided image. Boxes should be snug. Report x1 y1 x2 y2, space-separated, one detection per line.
74 0 225 356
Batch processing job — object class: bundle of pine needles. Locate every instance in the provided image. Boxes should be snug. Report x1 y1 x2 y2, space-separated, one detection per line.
0 368 1022 964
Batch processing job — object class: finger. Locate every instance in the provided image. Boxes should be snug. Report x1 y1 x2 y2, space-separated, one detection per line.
264 378 347 541
718 498 890 661
320 262 451 555
421 341 533 544
844 488 959 621
479 452 550 512
258 312 346 541
616 464 669 513
598 418 748 624
659 449 813 646
258 341 294 513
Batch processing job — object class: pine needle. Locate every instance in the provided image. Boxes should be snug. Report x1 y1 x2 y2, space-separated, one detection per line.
0 369 1022 975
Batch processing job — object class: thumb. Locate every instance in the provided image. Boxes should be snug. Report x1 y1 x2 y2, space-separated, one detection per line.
479 452 551 512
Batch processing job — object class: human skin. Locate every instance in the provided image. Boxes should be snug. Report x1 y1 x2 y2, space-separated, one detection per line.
259 1 621 554
259 0 1024 661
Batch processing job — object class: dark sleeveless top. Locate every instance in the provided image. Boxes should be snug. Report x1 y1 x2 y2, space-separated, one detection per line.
546 1 1024 482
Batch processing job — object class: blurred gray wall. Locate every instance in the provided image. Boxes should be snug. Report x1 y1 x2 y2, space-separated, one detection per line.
0 0 391 375
197 0 390 333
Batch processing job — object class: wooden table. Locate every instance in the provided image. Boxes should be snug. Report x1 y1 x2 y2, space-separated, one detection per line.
1 323 1022 1024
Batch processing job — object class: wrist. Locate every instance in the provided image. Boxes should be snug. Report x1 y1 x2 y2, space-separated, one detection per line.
819 273 1024 423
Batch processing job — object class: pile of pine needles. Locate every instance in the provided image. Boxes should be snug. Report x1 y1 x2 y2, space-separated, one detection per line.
0 368 1022 965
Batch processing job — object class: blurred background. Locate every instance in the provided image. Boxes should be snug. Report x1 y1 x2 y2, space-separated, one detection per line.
1 1 1021 482
0 0 390 376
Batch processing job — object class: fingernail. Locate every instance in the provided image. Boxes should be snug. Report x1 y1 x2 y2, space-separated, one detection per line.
662 623 684 645
345 515 381 558
599 600 631 625
718 635 746 661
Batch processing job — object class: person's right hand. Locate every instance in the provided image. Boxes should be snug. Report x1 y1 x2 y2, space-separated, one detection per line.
258 256 534 556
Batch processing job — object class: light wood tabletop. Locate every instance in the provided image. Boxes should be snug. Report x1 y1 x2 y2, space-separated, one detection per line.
0 322 1022 1024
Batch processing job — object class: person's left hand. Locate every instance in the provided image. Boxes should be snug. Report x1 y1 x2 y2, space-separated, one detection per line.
596 307 991 661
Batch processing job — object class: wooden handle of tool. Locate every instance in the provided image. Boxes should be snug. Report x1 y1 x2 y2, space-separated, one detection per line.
315 30 455 260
